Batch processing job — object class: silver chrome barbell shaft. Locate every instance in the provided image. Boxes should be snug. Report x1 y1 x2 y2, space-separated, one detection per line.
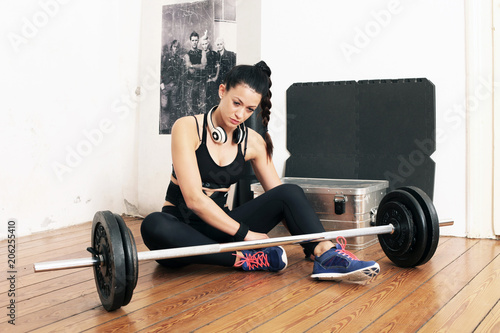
438 218 454 227
33 224 394 272
137 223 394 261
33 219 454 273
34 256 102 272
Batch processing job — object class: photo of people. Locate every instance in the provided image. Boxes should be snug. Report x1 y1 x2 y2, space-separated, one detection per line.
159 0 237 134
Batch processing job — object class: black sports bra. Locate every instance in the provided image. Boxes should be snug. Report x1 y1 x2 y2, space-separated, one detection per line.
172 112 248 187
166 113 248 208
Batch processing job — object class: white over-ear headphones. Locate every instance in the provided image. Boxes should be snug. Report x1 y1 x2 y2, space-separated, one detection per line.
207 106 246 144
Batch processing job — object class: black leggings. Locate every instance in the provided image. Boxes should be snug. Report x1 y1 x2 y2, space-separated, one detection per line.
140 183 325 267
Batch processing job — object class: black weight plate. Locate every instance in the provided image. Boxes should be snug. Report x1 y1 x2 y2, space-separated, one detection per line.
399 186 440 266
376 190 427 267
376 200 414 256
92 211 126 311
114 213 138 307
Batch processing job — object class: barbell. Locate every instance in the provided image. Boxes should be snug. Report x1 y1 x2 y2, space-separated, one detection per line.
33 186 453 312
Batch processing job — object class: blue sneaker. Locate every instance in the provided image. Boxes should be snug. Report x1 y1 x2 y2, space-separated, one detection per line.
235 246 287 272
311 237 380 282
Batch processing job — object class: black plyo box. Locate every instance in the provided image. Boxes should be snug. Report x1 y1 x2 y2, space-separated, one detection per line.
285 78 436 198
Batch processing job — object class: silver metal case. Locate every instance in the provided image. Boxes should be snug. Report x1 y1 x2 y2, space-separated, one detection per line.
251 177 389 249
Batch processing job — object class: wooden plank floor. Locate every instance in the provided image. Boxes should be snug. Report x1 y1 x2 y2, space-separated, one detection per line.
1 216 499 332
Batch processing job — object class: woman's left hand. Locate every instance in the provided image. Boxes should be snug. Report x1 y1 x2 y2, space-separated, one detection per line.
244 230 269 241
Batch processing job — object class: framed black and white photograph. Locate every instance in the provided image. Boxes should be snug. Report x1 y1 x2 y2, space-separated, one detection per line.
159 0 237 134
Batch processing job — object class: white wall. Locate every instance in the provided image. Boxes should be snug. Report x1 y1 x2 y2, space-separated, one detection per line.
260 0 467 236
137 0 175 216
0 0 142 239
495 0 500 236
465 0 496 239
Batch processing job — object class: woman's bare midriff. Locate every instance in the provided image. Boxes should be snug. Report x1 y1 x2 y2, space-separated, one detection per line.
163 177 230 208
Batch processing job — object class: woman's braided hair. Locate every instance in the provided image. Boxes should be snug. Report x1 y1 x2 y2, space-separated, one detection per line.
223 60 273 159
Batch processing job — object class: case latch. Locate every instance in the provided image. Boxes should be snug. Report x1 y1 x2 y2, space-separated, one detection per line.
370 207 377 226
334 195 347 215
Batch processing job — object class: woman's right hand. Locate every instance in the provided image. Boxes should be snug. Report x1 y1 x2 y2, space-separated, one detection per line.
244 230 269 241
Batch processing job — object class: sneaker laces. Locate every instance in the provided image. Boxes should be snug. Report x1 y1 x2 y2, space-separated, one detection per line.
335 236 359 260
234 251 270 270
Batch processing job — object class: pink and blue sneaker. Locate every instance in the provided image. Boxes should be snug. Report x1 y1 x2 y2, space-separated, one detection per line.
235 246 288 272
311 237 380 282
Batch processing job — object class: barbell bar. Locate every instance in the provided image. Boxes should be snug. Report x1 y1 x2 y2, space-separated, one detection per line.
32 219 452 273
32 185 453 311
33 224 392 272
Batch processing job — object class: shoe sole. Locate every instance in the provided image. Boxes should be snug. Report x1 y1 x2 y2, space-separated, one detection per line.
276 246 288 271
311 263 380 282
